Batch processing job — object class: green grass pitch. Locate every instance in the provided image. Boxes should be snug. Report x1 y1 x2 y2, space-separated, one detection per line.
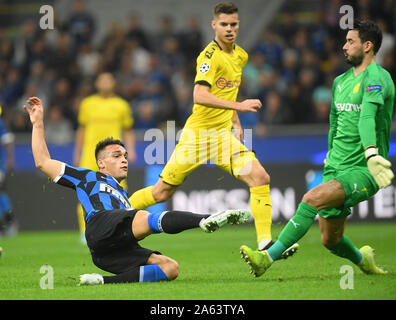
1 222 395 300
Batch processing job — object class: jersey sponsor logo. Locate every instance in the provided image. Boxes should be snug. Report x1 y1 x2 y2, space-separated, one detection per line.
335 102 362 112
366 85 382 92
99 183 130 207
353 82 361 94
216 77 241 89
199 62 210 74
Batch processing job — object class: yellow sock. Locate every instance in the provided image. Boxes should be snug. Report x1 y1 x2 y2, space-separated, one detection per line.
129 186 156 209
77 204 85 233
250 184 272 249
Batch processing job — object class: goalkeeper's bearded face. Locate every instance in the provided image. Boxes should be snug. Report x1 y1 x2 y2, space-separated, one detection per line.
343 30 365 66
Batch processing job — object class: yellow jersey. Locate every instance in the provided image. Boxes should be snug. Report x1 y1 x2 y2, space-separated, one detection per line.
78 94 133 169
184 40 248 131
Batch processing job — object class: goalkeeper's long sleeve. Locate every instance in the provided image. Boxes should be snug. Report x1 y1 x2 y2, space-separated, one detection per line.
358 100 379 151
359 100 393 188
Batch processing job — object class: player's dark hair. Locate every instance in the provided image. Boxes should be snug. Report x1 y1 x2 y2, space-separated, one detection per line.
95 137 125 160
214 2 238 16
353 19 382 54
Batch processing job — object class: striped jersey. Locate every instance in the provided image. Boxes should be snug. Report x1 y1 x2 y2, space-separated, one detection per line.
53 163 131 222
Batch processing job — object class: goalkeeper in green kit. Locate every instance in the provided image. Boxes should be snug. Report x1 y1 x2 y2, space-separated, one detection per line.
240 20 395 277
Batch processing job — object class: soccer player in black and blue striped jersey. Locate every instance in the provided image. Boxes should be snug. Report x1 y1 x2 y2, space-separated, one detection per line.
24 96 251 285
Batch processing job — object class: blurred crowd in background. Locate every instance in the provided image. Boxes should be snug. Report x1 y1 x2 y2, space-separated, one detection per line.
0 0 395 143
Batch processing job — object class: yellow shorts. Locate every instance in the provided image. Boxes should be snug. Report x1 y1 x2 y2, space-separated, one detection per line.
160 128 257 186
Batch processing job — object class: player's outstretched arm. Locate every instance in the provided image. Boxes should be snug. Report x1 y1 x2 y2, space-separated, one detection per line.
24 97 63 180
193 84 261 113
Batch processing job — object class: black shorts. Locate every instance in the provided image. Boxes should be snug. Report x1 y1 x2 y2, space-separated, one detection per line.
85 209 160 274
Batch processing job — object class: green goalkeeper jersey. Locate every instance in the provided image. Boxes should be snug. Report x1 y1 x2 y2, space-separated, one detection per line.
327 62 395 170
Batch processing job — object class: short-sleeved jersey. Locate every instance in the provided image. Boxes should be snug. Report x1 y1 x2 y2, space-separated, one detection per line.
78 94 134 170
183 40 248 131
54 162 131 222
327 62 395 170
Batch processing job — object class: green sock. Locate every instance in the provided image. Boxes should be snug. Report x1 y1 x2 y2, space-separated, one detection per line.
329 235 363 265
267 202 317 261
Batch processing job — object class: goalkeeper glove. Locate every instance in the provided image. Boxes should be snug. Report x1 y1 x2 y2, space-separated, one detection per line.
365 146 394 188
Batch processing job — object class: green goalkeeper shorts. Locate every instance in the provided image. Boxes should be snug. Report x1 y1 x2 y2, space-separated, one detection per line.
318 165 379 219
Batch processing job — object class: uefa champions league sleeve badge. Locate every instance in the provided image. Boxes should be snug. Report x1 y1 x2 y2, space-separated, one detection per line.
199 62 210 74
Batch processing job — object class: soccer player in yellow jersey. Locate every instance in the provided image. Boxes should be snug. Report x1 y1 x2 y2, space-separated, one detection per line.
73 72 136 239
130 2 297 256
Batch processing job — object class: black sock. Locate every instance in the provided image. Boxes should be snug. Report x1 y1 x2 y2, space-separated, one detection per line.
160 210 210 234
103 266 140 284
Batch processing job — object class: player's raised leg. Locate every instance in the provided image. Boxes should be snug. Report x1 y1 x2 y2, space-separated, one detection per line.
129 178 177 210
240 180 337 276
129 185 157 209
199 209 251 232
241 179 387 277
132 208 250 237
